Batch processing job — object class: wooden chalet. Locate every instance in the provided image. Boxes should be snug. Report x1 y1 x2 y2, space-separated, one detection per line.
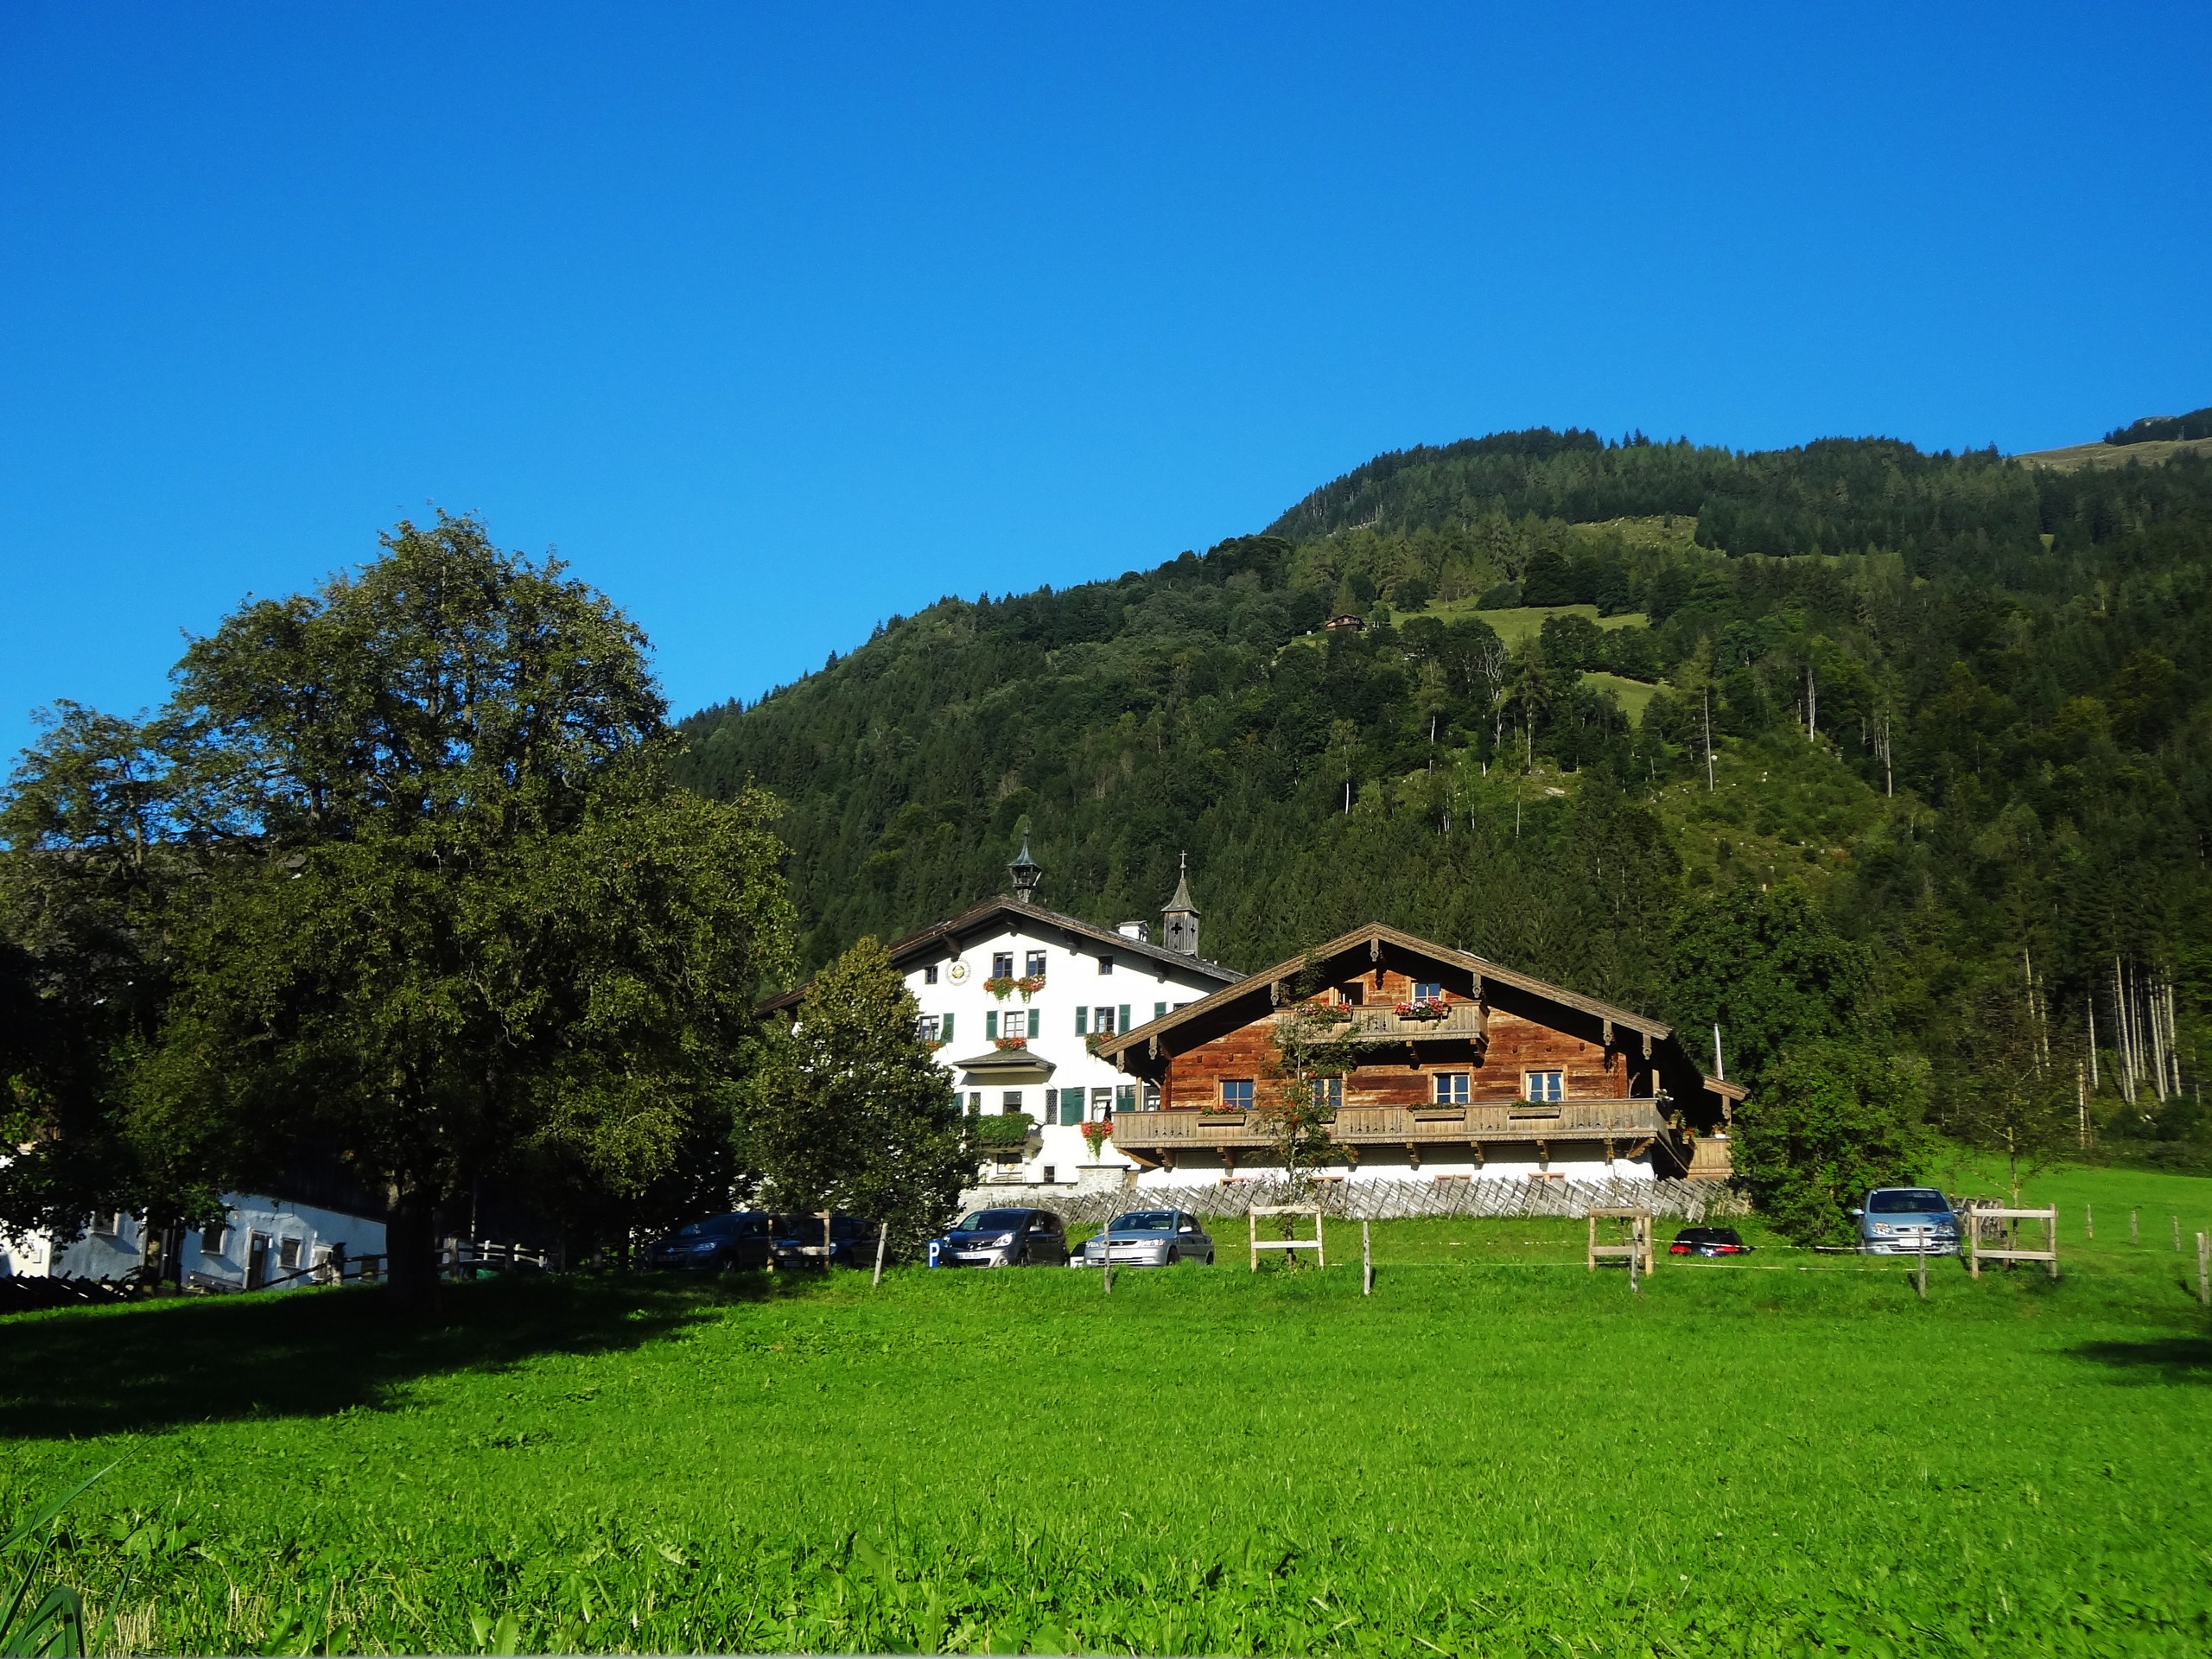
1093 923 1743 1183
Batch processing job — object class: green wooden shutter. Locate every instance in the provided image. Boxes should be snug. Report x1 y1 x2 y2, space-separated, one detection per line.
1154 1001 1166 1020
985 1010 998 1040
1116 1084 1135 1115
1062 1086 1084 1125
1118 1004 1130 1033
1076 1007 1088 1035
1027 1009 1040 1039
941 1012 954 1043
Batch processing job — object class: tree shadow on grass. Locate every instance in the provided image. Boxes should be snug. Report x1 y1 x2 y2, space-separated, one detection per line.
2069 1334 2212 1384
0 1270 823 1441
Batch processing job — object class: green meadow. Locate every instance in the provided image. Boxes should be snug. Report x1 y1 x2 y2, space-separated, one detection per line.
5 1162 2210 1656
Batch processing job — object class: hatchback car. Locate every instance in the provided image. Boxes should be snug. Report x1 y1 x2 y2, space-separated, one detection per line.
939 1207 1069 1268
1851 1187 1959 1255
1073 1209 1215 1268
645 1211 773 1271
1668 1225 1751 1257
768 1212 880 1269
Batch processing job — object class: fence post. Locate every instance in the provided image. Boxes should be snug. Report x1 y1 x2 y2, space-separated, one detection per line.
1249 1212 1258 1274
1967 1208 1980 1280
2197 1232 2209 1308
2175 1216 2183 1253
1916 1245 1927 1300
2047 1205 2059 1281
2131 1208 2139 1244
2084 1204 2093 1241
1362 1221 1372 1297
872 1222 887 1288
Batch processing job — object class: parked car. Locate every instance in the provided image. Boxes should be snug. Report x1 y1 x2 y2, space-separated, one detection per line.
769 1212 880 1269
1668 1225 1752 1257
1073 1209 1214 1268
1850 1187 1960 1255
645 1211 773 1271
938 1207 1069 1268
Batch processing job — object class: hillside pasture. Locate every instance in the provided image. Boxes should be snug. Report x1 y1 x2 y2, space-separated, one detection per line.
3 1161 2209 1656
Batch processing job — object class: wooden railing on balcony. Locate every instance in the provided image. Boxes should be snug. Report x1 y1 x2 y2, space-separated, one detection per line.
1110 1097 1670 1155
1288 1004 1489 1045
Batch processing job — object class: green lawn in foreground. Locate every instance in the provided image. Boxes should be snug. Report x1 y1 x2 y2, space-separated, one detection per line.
4 1162 2210 1656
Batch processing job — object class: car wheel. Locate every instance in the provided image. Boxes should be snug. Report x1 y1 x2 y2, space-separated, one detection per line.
1165 1248 1179 1265
1205 1252 1215 1265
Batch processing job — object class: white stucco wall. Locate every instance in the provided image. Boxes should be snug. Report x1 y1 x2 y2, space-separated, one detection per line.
1127 1139 1661 1194
906 918 1230 1191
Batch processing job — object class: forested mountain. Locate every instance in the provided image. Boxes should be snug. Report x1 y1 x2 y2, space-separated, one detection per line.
674 429 2212 1167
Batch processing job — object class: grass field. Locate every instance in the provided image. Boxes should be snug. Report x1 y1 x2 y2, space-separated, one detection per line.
5 1161 2211 1656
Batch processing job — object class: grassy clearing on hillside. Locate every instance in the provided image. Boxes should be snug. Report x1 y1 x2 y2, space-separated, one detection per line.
5 1162 2211 1656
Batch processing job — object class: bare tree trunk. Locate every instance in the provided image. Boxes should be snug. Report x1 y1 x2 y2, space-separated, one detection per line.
385 1185 443 1319
1703 690 1714 791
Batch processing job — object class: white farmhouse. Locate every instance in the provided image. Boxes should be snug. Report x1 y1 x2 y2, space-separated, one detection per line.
766 848 1243 1191
2 1192 386 1292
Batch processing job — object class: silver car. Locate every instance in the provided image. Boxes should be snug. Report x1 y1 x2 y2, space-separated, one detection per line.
1851 1187 1960 1255
1073 1209 1215 1268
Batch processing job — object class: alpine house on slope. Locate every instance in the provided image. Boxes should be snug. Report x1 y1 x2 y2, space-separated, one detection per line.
1091 922 1743 1190
764 848 1243 1191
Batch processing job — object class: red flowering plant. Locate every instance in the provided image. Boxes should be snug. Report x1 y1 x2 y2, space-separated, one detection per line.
982 976 1016 1000
1014 974 1046 1001
1393 999 1449 1022
1080 1117 1113 1157
991 1035 1029 1051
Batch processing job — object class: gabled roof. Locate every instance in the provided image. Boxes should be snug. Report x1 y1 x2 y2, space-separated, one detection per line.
761 895 1243 1014
1093 921 1738 1111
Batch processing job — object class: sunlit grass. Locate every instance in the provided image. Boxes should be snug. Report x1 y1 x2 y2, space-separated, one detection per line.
3 1161 2209 1655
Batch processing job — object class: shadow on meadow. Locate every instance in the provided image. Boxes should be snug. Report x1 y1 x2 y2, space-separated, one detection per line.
2069 1333 2212 1384
0 1269 819 1441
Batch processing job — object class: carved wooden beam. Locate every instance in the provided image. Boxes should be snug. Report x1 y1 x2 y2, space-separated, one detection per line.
1471 1139 1484 1168
1640 1030 1650 1060
1603 1018 1614 1050
1406 1141 1421 1170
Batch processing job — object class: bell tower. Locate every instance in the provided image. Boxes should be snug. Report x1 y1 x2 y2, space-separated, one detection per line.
1007 838 1043 906
1160 852 1199 957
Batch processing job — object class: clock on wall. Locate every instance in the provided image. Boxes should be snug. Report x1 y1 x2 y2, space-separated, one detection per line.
947 961 969 982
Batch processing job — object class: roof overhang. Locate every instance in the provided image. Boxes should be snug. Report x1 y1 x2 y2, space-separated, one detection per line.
948 1045 1058 1081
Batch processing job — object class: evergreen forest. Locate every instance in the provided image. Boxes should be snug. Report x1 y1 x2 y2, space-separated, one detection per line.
674 427 2212 1172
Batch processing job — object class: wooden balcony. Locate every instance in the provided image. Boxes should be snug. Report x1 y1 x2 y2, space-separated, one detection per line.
1290 1004 1489 1046
1111 1097 1671 1160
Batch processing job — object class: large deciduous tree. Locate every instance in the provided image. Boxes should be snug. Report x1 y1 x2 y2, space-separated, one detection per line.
739 936 966 1253
1735 1039 1933 1243
8 515 796 1310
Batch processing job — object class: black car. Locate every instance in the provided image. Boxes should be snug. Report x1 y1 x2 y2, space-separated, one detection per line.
646 1211 773 1271
769 1212 880 1269
939 1207 1070 1268
1669 1225 1752 1258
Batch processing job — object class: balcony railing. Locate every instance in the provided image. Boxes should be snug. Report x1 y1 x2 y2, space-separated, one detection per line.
1109 1097 1669 1155
1288 1003 1490 1045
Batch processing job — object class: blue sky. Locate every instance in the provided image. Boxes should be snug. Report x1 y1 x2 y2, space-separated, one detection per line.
3 3 2207 762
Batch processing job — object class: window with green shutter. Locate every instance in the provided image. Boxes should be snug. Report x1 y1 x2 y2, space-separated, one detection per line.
985 1010 998 1040
1116 1084 1135 1115
1027 1009 1040 1039
941 1012 954 1043
1154 1001 1166 1020
1076 1007 1088 1035
1060 1086 1084 1126
1117 1004 1130 1033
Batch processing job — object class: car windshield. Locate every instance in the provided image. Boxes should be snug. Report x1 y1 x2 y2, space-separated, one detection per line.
957 1210 1031 1230
676 1215 741 1238
1869 1189 1949 1214
1108 1211 1177 1232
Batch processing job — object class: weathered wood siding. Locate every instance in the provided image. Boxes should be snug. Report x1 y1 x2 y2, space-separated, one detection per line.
1160 969 1632 1109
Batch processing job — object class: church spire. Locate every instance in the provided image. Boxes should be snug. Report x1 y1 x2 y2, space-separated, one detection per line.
1160 852 1199 957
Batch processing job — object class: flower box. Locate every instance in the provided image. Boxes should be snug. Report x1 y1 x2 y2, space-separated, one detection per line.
1080 1118 1114 1157
1393 1001 1449 1022
983 976 1016 1000
1014 975 1046 1001
991 1036 1030 1051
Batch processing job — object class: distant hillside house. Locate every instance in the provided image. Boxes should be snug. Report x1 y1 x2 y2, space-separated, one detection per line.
1324 613 1367 633
1094 923 1742 1189
766 849 1243 1190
